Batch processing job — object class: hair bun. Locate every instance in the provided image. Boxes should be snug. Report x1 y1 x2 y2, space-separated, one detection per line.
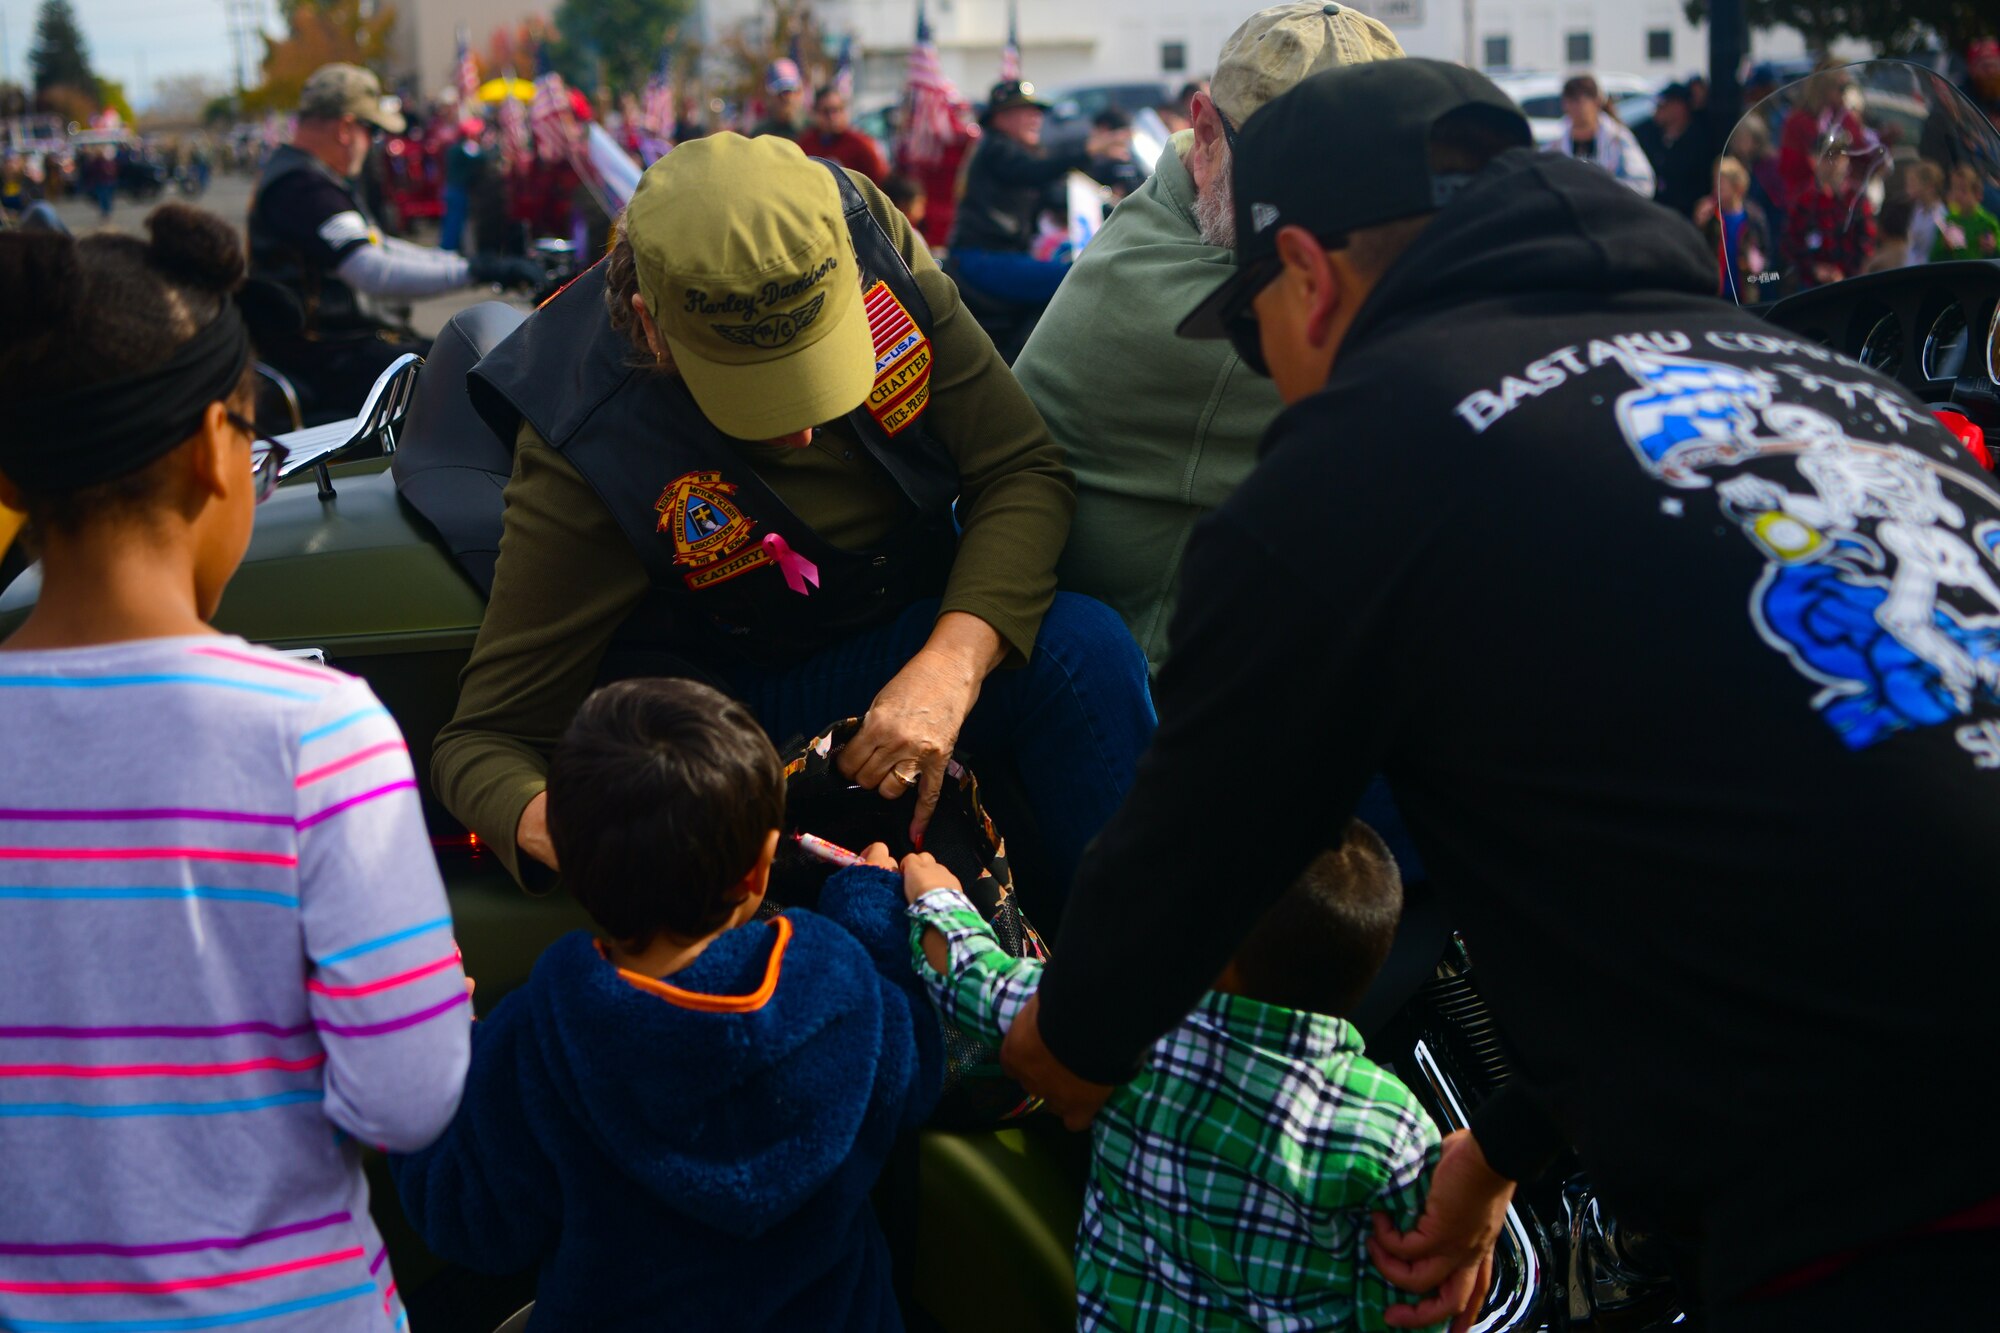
145 202 245 294
0 232 82 342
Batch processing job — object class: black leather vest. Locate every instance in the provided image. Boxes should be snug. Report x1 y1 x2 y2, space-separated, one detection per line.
468 162 959 674
247 145 374 337
948 134 1058 255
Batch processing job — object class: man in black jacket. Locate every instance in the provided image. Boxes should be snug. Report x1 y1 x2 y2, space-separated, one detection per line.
1001 59 2000 1330
1634 81 1716 219
948 79 1128 306
246 63 540 423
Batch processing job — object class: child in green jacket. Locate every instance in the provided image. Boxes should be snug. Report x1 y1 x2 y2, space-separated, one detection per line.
1931 164 2000 261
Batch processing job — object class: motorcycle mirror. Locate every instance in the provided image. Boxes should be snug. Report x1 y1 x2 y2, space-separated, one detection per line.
1718 59 2000 305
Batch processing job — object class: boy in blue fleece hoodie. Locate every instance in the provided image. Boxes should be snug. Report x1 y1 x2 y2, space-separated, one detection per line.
391 678 944 1330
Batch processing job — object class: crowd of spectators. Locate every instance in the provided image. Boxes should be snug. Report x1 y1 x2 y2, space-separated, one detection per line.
1547 48 2000 301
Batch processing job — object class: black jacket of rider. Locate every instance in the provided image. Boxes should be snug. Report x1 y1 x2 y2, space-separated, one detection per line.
947 132 1094 254
248 145 381 335
1035 149 2000 1301
248 145 473 338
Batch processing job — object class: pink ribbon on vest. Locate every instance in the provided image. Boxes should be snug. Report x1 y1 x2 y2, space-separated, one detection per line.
763 532 820 596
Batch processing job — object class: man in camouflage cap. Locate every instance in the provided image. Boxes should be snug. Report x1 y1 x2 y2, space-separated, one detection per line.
1015 2 1404 676
297 62 407 133
243 62 540 423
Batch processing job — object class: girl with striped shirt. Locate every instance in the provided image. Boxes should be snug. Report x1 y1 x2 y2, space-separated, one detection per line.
0 205 470 1330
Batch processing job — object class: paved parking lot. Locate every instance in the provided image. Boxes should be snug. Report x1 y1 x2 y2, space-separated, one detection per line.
42 170 528 339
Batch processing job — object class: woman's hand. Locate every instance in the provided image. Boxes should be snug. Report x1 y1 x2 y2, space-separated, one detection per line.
516 791 558 870
841 612 1005 846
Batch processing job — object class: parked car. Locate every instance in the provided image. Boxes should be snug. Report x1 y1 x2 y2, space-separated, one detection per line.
1487 71 1658 145
1042 79 1173 158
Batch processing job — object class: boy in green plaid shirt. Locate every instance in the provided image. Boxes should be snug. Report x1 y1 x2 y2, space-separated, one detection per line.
905 822 1443 1332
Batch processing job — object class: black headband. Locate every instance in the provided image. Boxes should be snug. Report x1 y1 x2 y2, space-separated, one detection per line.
6 304 251 494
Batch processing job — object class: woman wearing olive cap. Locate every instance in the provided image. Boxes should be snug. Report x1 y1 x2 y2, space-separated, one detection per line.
438 134 1154 909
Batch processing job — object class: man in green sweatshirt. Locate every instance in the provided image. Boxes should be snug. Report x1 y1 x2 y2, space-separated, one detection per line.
1014 2 1404 676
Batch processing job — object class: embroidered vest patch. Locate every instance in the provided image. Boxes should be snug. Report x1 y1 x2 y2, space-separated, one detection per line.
863 280 932 437
655 470 773 590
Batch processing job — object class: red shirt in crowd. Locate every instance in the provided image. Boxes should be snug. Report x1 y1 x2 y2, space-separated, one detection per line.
796 129 889 185
1776 105 1871 206
1783 184 1876 286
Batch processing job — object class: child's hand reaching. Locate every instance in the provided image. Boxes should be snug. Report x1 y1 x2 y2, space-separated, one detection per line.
901 851 962 905
859 841 897 870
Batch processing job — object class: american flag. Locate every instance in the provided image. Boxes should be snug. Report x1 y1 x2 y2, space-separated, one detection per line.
832 35 854 101
1000 0 1021 81
640 53 675 156
897 1 963 168
531 52 576 164
454 28 480 109
497 70 531 168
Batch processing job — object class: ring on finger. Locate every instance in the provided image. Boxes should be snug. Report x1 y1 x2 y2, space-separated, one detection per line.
890 759 922 787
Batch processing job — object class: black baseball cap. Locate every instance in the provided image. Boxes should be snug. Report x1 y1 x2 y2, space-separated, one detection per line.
981 80 1050 124
1177 58 1530 342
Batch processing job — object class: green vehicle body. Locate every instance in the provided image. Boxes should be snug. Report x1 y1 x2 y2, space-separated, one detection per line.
0 456 1086 1333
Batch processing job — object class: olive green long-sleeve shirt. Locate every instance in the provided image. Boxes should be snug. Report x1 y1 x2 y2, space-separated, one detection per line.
433 171 1075 884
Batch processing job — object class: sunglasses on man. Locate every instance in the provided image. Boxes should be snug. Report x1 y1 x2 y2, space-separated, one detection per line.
1209 108 1350 377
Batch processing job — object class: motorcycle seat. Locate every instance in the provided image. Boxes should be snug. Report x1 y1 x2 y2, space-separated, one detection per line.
392 301 528 596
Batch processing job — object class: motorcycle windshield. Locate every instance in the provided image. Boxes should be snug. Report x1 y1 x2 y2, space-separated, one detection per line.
1718 59 2000 304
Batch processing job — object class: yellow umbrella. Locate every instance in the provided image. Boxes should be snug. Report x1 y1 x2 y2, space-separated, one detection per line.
478 77 538 104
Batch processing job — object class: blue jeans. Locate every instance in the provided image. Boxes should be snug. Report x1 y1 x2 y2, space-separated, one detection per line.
441 185 469 252
954 247 1071 306
724 594 1156 914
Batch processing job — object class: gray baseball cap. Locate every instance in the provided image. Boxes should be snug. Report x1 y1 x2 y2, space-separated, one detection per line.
1210 2 1405 126
300 63 406 134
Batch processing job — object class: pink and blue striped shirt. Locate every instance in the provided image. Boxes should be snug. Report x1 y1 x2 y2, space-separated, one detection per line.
0 635 471 1330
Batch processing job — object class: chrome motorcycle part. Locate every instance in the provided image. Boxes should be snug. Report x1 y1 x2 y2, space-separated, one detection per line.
1562 1180 1684 1325
1411 1040 1545 1333
273 353 422 500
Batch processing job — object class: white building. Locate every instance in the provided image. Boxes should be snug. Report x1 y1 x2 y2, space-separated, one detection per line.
383 0 1866 111
696 0 1862 111
1349 0 1864 82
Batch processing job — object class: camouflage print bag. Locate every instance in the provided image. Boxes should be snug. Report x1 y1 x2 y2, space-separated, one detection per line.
771 718 1047 1127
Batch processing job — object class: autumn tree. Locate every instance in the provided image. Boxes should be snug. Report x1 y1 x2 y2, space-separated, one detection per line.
29 0 95 110
95 76 135 124
243 0 398 115
486 18 559 79
1683 0 1995 55
551 0 694 95
715 0 832 110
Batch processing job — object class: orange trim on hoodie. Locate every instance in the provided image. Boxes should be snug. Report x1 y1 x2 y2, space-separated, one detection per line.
597 917 793 1014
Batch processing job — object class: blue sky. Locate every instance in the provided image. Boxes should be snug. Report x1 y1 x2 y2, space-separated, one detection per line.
0 0 259 105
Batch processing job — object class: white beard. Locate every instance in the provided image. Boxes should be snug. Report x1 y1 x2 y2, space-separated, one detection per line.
1193 145 1236 250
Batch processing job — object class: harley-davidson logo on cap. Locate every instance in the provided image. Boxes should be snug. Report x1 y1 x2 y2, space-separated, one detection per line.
623 134 877 442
